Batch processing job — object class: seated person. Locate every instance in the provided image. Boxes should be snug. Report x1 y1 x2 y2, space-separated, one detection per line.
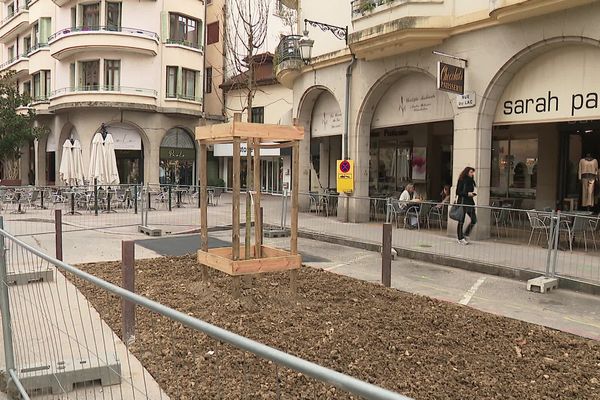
435 185 451 209
399 184 420 228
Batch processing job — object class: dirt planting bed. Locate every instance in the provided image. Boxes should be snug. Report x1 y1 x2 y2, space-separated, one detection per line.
71 255 600 399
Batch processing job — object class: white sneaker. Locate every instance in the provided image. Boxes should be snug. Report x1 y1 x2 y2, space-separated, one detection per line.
464 236 471 243
458 239 469 245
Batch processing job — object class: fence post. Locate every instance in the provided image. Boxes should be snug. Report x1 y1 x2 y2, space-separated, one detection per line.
0 217 16 376
544 210 556 277
94 178 99 216
55 209 63 261
551 210 561 277
382 223 392 287
121 240 135 344
168 185 172 212
134 185 138 214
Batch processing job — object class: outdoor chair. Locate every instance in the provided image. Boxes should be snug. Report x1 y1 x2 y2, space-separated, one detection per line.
569 215 594 252
427 203 447 230
493 205 511 238
211 188 224 206
405 203 431 230
388 200 405 228
526 210 549 246
26 190 39 209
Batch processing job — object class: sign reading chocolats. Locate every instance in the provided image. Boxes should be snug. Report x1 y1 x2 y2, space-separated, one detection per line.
437 62 465 95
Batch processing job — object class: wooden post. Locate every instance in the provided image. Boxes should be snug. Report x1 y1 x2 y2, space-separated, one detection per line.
121 240 135 344
199 142 209 281
54 209 63 261
382 223 392 287
290 140 300 294
232 135 242 297
253 138 262 258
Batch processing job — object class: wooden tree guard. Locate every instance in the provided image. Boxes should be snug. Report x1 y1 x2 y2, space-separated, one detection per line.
195 114 304 277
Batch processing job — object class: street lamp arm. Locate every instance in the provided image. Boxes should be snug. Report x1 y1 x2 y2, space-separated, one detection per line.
304 19 348 44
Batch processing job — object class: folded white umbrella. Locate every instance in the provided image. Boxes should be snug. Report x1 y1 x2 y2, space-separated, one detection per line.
72 139 86 186
104 133 120 185
89 132 107 185
58 139 75 186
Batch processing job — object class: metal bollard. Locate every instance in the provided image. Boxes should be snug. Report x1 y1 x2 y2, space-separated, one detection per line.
168 186 172 211
94 178 99 216
382 223 392 287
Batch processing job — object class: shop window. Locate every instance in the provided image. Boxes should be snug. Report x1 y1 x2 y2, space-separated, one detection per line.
160 128 196 186
491 138 538 200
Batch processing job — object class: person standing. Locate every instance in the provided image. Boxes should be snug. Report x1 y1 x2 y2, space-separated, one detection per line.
456 167 477 245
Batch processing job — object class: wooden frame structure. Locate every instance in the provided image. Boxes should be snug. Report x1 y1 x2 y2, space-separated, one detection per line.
195 114 303 282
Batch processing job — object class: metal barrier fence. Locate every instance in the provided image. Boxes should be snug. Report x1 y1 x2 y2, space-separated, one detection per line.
0 218 411 400
2 184 600 285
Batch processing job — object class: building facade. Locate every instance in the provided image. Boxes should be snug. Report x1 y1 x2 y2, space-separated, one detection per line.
275 0 600 221
0 0 206 186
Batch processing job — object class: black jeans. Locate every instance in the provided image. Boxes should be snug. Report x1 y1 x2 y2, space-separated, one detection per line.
457 205 477 240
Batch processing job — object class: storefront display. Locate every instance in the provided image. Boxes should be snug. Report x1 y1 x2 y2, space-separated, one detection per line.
578 155 598 208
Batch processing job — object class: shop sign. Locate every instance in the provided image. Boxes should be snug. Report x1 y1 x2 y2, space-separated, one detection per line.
213 144 280 157
336 159 354 194
437 62 465 95
160 147 196 160
457 91 476 108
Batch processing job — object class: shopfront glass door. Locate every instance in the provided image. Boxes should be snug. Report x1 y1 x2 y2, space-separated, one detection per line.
261 158 282 194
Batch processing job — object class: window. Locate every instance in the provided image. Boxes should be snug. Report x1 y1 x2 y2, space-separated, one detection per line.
206 22 219 45
106 2 122 31
80 60 100 90
32 70 50 100
166 66 177 98
38 18 52 45
251 107 265 124
169 13 201 48
7 2 14 17
69 63 75 88
82 3 100 29
23 36 31 54
32 22 39 46
205 67 212 94
491 137 538 199
7 46 14 61
182 68 197 100
23 81 31 97
105 60 120 90
70 7 76 28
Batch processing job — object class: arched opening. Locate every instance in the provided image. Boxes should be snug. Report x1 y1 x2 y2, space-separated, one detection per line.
481 38 600 210
357 70 454 201
159 127 197 186
99 122 144 184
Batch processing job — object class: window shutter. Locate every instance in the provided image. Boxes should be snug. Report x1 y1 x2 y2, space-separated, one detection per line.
160 11 168 42
40 18 52 44
198 20 203 48
196 71 202 101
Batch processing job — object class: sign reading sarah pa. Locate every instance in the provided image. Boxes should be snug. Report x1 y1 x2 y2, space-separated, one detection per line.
437 62 464 95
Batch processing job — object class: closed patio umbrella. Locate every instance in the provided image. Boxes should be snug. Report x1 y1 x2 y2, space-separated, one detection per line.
58 139 75 185
104 133 120 185
72 139 86 186
89 132 107 185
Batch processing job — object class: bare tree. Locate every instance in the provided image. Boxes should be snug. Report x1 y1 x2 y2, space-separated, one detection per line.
224 0 271 259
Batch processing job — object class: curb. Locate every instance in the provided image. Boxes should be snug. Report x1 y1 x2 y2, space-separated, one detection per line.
297 230 600 296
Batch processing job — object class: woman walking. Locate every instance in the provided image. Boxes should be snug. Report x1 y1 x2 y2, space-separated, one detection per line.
456 167 477 245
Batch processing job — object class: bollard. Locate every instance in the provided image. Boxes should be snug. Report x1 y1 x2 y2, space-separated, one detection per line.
134 185 138 214
55 209 63 261
382 223 392 287
121 241 136 344
168 186 172 212
107 190 112 213
40 188 45 209
0 217 15 377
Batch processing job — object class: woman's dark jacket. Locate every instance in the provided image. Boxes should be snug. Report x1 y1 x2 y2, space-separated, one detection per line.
456 177 476 205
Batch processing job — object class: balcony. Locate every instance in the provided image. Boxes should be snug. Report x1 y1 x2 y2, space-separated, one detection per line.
0 5 29 42
51 0 70 6
0 53 29 77
49 86 158 112
274 35 304 89
489 0 595 22
48 26 160 60
278 0 298 9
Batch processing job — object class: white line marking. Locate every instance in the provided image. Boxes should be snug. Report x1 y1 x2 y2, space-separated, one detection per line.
459 277 486 306
324 253 372 271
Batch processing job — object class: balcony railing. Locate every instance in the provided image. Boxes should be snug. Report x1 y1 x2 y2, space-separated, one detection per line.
48 26 160 42
351 0 396 17
0 4 28 26
166 93 203 103
50 85 158 98
26 43 49 55
274 34 302 65
0 53 28 70
165 39 203 51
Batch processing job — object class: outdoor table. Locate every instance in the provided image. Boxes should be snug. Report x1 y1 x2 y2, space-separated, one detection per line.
10 190 25 215
63 190 81 215
207 188 215 206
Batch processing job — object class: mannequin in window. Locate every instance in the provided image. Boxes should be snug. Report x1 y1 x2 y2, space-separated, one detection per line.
578 153 599 209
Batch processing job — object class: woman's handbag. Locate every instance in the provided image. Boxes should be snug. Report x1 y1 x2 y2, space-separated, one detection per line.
449 198 464 222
